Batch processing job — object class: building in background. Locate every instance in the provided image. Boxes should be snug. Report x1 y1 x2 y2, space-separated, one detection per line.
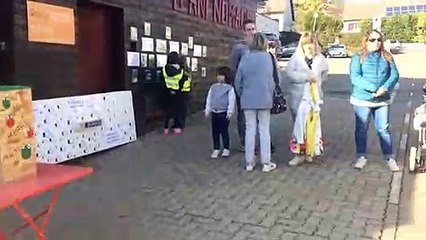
342 0 426 33
257 0 295 31
385 0 426 17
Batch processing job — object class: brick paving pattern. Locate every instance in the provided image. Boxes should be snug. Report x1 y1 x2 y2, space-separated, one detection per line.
1 74 416 240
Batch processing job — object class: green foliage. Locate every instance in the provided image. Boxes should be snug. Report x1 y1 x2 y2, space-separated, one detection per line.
414 13 426 43
294 0 343 45
339 33 363 53
381 14 418 42
359 19 372 34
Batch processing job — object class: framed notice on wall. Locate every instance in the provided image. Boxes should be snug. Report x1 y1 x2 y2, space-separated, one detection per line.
27 1 75 45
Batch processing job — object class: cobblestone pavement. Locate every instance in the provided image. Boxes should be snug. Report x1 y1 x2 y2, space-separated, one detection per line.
1 72 420 239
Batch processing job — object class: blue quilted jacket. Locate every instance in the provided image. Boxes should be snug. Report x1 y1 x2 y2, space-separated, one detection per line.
349 51 399 102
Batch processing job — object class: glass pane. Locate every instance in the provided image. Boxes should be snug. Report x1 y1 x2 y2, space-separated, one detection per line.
394 6 401 12
386 7 392 11
386 12 393 16
401 6 408 11
416 5 423 11
409 6 415 11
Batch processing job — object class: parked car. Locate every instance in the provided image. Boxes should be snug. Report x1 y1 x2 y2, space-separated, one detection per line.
280 41 298 58
326 44 348 58
385 39 402 54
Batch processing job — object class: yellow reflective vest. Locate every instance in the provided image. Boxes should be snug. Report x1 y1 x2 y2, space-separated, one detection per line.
182 75 192 92
162 67 183 90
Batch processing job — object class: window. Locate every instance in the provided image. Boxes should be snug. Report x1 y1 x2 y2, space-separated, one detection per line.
393 6 401 14
348 23 358 31
386 7 393 16
401 6 408 13
409 5 416 13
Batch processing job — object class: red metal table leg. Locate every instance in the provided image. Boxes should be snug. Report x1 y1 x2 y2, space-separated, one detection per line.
0 228 7 240
11 187 61 240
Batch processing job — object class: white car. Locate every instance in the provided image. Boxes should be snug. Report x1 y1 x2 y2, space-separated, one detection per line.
385 39 402 53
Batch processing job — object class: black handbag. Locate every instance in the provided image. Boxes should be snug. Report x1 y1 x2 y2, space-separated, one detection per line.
269 53 287 114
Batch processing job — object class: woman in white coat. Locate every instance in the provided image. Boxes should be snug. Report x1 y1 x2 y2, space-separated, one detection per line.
286 32 329 166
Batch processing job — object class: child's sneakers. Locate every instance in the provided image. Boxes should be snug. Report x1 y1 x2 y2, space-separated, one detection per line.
173 128 182 134
211 149 230 158
221 149 230 157
211 150 220 159
163 129 170 135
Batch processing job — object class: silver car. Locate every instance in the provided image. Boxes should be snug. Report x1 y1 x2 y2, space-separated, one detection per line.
326 44 348 58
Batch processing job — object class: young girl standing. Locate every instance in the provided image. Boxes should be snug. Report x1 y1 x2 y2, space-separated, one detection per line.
205 67 236 158
286 32 329 166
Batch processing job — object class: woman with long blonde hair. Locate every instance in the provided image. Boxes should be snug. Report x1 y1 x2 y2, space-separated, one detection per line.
286 32 329 166
349 30 400 171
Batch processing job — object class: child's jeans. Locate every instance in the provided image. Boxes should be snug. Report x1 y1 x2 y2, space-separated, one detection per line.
211 112 230 150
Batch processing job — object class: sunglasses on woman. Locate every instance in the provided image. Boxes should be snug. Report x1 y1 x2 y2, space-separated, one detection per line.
368 38 382 42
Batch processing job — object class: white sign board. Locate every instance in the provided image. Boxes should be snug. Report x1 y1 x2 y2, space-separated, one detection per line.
33 91 137 163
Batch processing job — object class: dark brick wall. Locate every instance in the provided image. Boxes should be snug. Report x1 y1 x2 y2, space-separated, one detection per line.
0 0 15 84
13 0 78 99
10 0 257 133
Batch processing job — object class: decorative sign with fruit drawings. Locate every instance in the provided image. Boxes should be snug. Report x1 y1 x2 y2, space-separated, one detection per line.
33 91 137 164
0 86 37 183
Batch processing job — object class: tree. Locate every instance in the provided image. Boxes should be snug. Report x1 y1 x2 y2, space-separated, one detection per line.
414 13 426 43
294 0 343 45
381 14 417 42
359 19 372 34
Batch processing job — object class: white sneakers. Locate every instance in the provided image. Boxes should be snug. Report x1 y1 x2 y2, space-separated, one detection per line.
211 150 220 159
211 149 230 159
354 157 368 169
222 149 230 157
246 162 277 173
262 162 277 173
387 159 400 172
288 155 313 166
354 157 400 172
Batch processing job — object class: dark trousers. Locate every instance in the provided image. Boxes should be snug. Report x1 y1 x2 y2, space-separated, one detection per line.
164 93 184 129
236 97 245 146
211 112 230 150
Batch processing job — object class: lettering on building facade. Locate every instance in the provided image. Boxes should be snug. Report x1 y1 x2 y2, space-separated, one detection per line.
173 0 250 29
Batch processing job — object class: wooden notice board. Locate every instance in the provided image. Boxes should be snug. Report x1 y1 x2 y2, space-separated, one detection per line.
26 1 75 45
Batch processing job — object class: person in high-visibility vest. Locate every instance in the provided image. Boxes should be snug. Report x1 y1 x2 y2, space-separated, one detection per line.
179 55 192 128
160 52 186 135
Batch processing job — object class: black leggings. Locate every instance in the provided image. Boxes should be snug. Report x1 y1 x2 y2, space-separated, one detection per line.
211 112 230 150
164 93 185 129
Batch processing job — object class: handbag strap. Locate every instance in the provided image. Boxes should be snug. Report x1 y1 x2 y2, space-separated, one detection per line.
269 52 279 85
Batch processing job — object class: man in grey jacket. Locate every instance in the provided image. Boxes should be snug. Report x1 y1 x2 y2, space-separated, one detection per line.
230 19 276 153
230 19 255 151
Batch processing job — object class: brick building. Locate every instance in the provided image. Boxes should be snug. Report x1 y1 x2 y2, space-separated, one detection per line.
0 0 258 135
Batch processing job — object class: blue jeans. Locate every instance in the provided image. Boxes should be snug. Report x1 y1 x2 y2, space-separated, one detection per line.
354 105 393 160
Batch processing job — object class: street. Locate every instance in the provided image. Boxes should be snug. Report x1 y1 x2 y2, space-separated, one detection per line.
1 51 425 240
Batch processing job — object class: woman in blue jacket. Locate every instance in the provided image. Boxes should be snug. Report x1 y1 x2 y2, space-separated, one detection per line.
349 30 400 172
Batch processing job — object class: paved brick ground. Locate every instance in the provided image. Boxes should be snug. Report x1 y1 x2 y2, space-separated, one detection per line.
1 74 415 240
395 78 426 240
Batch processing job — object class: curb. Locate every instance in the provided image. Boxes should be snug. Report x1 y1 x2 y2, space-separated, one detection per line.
381 78 415 240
